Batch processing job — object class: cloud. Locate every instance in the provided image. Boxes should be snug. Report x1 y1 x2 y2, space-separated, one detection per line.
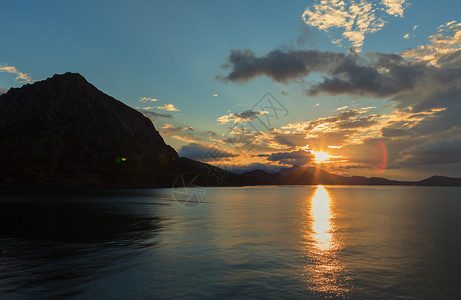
202 90 460 177
206 130 217 137
139 97 158 102
217 110 269 125
381 0 407 17
219 49 345 83
178 143 238 161
402 21 461 68
211 109 380 158
283 109 364 131
0 64 33 83
216 22 461 178
157 104 180 111
287 102 461 175
302 0 408 49
400 138 461 165
381 127 409 138
0 86 7 95
280 109 383 155
172 135 198 143
160 124 193 135
306 52 433 97
265 150 315 166
137 109 173 122
220 48 460 98
403 24 418 40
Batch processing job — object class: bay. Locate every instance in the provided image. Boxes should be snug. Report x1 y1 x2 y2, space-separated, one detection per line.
0 186 460 299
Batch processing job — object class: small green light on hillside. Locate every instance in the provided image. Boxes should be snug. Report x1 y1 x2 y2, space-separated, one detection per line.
116 157 127 163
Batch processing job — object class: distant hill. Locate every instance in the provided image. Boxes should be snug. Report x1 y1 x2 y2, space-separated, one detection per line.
227 165 414 186
0 72 459 188
415 176 461 186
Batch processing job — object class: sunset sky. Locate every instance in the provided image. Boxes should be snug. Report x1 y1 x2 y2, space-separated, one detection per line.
2 0 461 180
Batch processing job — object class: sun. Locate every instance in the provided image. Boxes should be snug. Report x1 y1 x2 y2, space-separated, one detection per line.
312 151 332 164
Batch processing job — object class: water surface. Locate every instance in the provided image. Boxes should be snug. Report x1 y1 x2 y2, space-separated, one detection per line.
0 186 460 299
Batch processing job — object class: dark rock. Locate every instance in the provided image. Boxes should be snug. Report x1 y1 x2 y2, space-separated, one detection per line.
0 73 178 187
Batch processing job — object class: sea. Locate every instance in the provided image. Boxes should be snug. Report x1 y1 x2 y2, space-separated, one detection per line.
0 186 460 299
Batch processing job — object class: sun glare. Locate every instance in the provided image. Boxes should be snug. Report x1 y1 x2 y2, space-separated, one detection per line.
312 151 332 164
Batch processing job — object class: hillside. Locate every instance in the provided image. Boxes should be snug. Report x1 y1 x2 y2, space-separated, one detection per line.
0 73 178 186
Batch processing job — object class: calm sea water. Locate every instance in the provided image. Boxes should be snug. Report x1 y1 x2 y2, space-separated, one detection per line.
0 186 460 299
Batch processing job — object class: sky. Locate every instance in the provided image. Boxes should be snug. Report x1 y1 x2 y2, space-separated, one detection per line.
2 0 461 180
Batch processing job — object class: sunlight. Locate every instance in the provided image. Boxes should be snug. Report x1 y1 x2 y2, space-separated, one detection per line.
312 151 332 164
299 185 347 295
311 185 333 250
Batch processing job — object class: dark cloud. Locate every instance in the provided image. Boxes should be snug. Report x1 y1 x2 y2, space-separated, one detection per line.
306 52 429 97
392 84 461 113
271 132 307 148
219 49 344 83
217 109 268 124
178 143 237 161
235 110 264 120
266 150 314 166
159 124 196 138
206 131 217 137
381 127 409 138
302 109 361 130
435 49 461 68
220 48 461 99
401 139 461 165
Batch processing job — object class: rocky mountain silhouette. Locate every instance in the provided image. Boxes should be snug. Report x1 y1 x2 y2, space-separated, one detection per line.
0 73 179 186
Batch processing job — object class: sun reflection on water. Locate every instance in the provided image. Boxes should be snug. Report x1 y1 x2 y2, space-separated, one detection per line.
311 185 333 251
300 185 349 297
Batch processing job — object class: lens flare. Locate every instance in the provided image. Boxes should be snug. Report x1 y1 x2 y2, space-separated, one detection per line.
372 141 387 174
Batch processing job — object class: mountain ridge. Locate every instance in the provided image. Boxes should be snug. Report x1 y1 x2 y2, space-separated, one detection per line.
0 72 178 187
1 72 460 188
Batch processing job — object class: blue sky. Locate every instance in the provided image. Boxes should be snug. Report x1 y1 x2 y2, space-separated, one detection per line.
2 0 461 180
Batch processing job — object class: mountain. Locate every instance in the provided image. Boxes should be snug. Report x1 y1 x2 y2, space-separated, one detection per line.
241 169 281 185
224 165 458 186
415 176 461 186
0 72 459 188
0 73 179 187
